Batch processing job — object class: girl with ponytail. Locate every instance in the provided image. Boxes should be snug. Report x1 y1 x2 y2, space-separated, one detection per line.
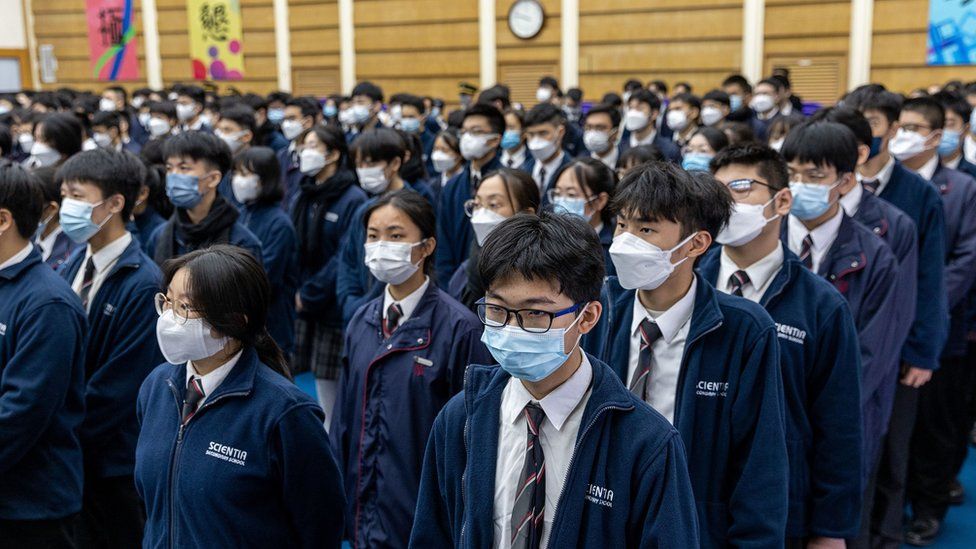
135 244 345 548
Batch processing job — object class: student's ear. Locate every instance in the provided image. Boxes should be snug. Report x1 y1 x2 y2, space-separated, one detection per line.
205 170 222 189
554 123 566 144
837 172 858 195
576 300 603 336
856 144 871 167
137 184 150 203
773 188 792 217
241 130 253 145
686 231 712 258
389 156 403 173
105 193 125 215
926 129 943 148
421 237 437 260
594 192 609 213
0 207 12 235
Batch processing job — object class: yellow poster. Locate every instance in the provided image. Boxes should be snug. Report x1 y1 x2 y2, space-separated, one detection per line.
186 0 244 80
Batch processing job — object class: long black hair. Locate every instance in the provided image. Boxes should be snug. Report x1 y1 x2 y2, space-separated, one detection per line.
233 146 283 206
549 157 616 226
161 245 290 379
362 189 436 275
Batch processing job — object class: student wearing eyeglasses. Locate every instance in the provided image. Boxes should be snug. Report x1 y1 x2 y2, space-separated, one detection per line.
331 190 490 549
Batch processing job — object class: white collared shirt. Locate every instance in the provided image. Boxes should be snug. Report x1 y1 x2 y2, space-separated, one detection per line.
592 146 619 169
531 151 565 194
839 180 865 216
0 243 33 271
787 208 844 273
186 349 243 407
493 351 593 549
382 276 430 326
71 232 132 312
858 156 896 195
717 243 785 303
915 154 940 181
37 226 63 261
944 154 962 170
502 146 527 170
629 128 658 148
626 278 697 423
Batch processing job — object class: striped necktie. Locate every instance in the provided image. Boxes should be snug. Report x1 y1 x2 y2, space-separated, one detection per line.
728 270 750 297
181 376 205 425
799 235 814 270
629 319 662 401
511 402 547 549
78 257 96 310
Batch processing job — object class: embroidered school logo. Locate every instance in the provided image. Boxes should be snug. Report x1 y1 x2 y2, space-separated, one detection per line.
695 380 728 398
205 441 248 466
585 483 614 508
0 322 6 336
775 323 807 345
103 303 116 317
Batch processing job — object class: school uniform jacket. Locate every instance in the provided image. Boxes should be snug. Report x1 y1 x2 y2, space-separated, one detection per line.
0 248 87 520
408 355 700 548
928 164 976 359
698 248 863 539
146 216 263 267
331 283 491 549
43 230 80 271
781 213 902 477
135 348 345 548
435 153 503 283
954 156 976 180
241 203 300 355
617 129 682 163
130 207 167 254
60 239 164 479
277 145 304 212
598 276 787 547
877 161 948 370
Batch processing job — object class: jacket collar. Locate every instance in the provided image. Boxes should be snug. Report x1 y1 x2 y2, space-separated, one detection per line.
854 191 890 238
64 236 145 282
0 246 42 281
167 346 260 402
697 245 801 308
818 214 867 281
609 275 723 352
363 281 439 332
930 162 952 195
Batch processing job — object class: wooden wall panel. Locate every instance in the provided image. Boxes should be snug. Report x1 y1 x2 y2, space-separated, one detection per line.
289 0 340 95
32 0 149 91
353 0 478 103
497 0 561 106
578 0 741 99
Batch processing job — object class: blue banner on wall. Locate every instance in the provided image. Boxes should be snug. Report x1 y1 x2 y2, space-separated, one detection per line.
928 0 976 65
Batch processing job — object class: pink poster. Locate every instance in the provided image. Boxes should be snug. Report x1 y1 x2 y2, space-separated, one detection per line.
85 0 140 81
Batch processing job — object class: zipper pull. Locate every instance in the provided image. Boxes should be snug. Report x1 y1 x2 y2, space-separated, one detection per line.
177 422 185 444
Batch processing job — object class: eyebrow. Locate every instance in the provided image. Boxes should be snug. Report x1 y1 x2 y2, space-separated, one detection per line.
485 291 558 308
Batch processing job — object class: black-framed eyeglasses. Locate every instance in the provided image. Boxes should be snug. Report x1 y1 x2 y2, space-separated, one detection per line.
475 298 582 333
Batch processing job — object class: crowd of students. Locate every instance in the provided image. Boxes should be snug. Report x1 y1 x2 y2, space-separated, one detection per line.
2 70 976 548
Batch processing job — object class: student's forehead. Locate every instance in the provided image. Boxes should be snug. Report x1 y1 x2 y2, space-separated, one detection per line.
167 155 200 166
714 163 762 183
899 110 927 123
63 179 102 194
787 159 832 172
367 205 412 228
463 115 490 129
487 274 563 305
585 112 612 126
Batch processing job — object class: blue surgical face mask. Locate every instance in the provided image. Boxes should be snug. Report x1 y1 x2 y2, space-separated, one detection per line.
681 152 714 172
939 129 962 157
268 108 285 123
868 136 883 159
729 94 743 111
552 196 592 221
59 197 112 243
166 173 203 209
480 304 586 382
789 180 841 221
399 117 422 133
323 104 337 118
501 129 522 150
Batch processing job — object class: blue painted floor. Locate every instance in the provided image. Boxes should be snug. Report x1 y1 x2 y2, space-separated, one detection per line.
297 373 976 547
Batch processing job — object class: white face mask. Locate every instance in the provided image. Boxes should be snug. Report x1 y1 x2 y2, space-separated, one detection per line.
888 128 932 161
17 132 34 151
82 138 98 152
231 174 261 204
750 94 776 114
460 132 497 161
527 136 558 161
715 198 779 247
470 207 508 246
155 309 229 365
583 130 612 154
364 240 426 285
216 130 246 153
666 110 689 132
624 109 650 132
176 103 197 123
299 149 329 175
769 138 785 152
351 104 372 124
281 119 304 141
431 150 458 173
29 142 60 167
99 97 117 112
700 106 724 127
338 108 356 126
609 231 697 290
357 165 390 194
536 87 553 102
148 118 172 137
131 96 146 109
92 132 112 148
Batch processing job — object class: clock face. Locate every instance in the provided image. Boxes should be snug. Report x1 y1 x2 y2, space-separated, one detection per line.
508 0 545 40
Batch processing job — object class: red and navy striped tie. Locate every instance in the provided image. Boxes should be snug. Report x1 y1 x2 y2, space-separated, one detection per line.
511 402 547 549
629 319 662 401
181 376 205 425
728 270 750 297
799 235 814 270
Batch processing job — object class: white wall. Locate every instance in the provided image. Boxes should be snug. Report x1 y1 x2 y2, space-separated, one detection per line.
0 0 26 49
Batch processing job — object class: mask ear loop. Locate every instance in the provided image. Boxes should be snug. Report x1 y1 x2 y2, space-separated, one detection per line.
562 303 590 355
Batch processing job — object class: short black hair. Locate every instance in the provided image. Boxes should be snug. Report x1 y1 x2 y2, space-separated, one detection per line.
0 163 43 239
477 85 511 110
902 96 946 130
266 91 291 105
233 146 282 206
648 80 668 94
351 81 384 103
285 96 320 119
671 93 702 111
710 142 790 191
163 130 233 175
583 103 621 127
810 106 873 147
703 89 731 107
219 104 257 134
628 89 662 111
692 126 729 153
57 148 143 220
479 210 605 303
38 113 83 158
91 110 123 130
31 166 61 204
104 85 128 104
623 79 643 92
363 189 436 274
619 144 664 167
566 88 583 103
523 102 565 129
240 92 268 112
675 81 693 92
539 76 560 91
612 160 733 238
397 93 426 114
781 121 859 174
305 124 350 168
601 92 623 109
351 127 406 163
463 103 506 135
722 74 752 94
934 91 973 124
757 77 784 92
719 121 756 145
846 87 903 124
176 84 206 105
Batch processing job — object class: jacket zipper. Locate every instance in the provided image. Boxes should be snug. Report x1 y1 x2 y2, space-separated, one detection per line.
165 380 249 549
459 365 473 546
546 404 630 549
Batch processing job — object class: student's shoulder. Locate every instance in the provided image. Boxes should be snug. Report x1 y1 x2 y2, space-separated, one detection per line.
139 361 180 401
254 365 320 412
872 194 917 232
342 183 369 204
786 260 851 314
894 163 941 200
433 286 481 328
713 287 776 333
231 221 263 246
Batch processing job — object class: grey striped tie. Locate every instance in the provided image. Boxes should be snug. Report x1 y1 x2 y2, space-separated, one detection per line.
511 402 547 549
629 319 662 401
